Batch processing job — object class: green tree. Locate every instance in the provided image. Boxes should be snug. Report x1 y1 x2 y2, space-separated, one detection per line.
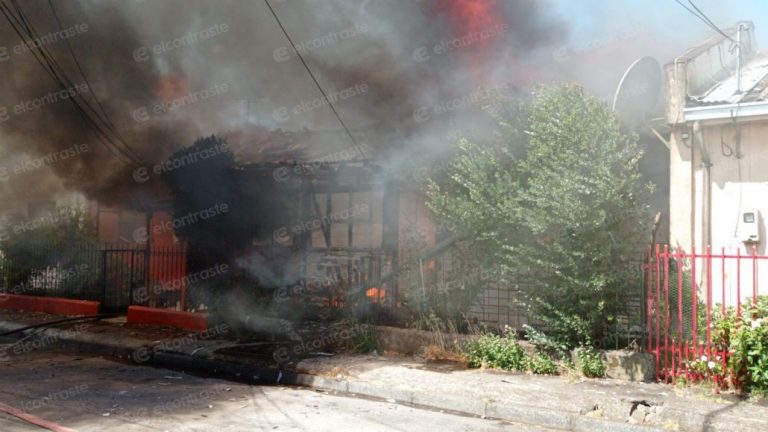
427 83 652 345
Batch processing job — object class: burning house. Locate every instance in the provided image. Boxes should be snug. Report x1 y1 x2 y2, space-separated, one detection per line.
0 0 730 330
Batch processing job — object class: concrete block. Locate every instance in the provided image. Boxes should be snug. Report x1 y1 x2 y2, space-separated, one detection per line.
603 351 655 382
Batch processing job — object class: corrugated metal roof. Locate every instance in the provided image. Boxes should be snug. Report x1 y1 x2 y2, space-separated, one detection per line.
696 55 768 105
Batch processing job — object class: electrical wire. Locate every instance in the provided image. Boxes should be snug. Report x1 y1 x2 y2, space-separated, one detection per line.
46 0 123 141
686 0 734 42
0 1 137 164
673 0 735 43
46 0 147 165
0 1 145 165
263 0 361 148
15 0 145 164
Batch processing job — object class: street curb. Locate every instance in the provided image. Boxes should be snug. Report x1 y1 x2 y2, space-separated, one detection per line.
0 295 100 316
127 306 208 331
0 320 665 431
0 320 149 361
303 376 664 432
127 350 665 432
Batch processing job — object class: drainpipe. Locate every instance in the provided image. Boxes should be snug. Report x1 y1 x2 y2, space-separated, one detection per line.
693 121 712 248
688 125 695 251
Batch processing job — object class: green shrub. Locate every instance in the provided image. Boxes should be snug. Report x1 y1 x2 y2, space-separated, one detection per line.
729 297 768 394
686 354 726 383
523 300 593 358
466 332 562 375
577 347 606 378
427 84 652 346
350 324 377 354
466 333 527 371
526 354 558 375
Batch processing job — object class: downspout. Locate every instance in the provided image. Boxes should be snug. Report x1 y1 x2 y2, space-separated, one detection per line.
693 121 712 248
689 125 695 250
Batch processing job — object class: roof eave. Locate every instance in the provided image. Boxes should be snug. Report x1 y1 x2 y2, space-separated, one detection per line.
683 100 768 123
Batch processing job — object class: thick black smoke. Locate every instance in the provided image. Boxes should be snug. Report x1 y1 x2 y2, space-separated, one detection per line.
0 0 567 206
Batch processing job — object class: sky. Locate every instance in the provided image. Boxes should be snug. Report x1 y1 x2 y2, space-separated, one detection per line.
550 0 768 50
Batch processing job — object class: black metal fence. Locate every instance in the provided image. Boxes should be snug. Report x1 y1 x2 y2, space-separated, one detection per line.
0 243 189 313
418 243 645 345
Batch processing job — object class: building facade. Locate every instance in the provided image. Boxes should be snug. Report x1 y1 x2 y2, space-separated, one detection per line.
666 22 768 301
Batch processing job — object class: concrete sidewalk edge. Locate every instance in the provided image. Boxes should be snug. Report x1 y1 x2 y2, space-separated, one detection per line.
0 319 665 432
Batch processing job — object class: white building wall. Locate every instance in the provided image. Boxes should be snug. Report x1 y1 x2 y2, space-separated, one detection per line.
669 120 768 304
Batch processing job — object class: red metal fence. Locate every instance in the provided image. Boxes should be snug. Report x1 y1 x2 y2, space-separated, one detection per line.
645 244 768 384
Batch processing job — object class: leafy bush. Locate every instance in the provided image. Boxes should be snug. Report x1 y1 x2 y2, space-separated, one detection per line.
428 84 652 344
350 324 378 354
686 354 726 383
466 330 563 375
466 333 527 371
729 297 768 394
526 353 559 375
576 348 606 378
521 303 607 378
523 300 594 357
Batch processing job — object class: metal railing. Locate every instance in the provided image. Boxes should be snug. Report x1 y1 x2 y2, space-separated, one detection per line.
0 243 189 313
644 244 768 383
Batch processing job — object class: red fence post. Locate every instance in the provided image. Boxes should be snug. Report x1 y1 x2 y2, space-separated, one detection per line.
706 245 712 360
655 244 661 380
644 245 768 385
691 245 698 350
737 247 742 323
721 247 726 320
646 244 653 352
677 246 684 376
753 244 758 309
663 245 670 380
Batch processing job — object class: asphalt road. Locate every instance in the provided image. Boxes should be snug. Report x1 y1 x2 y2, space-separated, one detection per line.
0 350 556 431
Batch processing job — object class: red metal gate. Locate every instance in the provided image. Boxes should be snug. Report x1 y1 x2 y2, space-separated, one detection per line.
645 244 767 384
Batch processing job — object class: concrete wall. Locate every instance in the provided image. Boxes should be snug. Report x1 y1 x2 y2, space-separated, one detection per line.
669 121 768 303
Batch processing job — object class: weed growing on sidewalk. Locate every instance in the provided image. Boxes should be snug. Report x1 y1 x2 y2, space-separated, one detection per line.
525 353 558 375
337 321 377 354
466 328 559 375
466 332 527 371
576 348 606 378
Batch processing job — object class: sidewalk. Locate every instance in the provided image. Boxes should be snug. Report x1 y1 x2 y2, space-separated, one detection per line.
1 309 767 432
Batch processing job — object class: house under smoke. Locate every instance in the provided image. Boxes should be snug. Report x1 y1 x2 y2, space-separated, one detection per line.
666 21 768 301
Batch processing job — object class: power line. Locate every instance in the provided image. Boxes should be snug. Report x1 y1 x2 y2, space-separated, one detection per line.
686 0 734 41
263 0 361 148
0 0 146 165
0 0 137 164
47 0 122 138
35 0 146 165
674 0 735 43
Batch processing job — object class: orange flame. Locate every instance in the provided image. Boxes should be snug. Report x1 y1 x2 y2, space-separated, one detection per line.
437 0 502 41
154 74 189 103
366 287 385 301
434 0 504 84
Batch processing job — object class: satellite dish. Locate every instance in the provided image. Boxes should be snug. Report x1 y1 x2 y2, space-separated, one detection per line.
612 56 662 129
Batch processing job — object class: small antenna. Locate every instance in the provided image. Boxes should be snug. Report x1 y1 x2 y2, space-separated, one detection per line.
736 23 748 94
